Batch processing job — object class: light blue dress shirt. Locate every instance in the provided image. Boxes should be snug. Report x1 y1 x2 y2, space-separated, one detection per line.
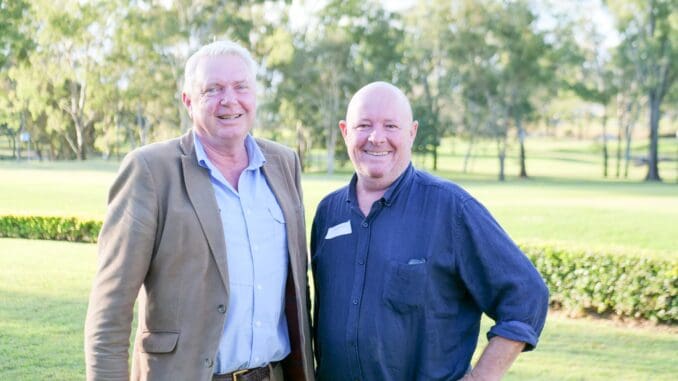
194 133 290 373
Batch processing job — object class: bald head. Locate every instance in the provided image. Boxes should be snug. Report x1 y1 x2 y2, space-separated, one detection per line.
345 81 414 125
339 81 418 192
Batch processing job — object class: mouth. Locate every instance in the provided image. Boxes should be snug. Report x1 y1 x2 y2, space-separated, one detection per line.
217 113 243 120
364 150 390 156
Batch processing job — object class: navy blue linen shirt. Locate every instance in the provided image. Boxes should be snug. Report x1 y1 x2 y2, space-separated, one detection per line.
311 164 549 381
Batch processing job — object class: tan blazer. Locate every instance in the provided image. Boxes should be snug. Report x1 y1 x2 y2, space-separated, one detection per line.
84 131 314 381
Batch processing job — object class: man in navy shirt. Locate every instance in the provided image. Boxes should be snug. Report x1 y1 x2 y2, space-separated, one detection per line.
311 82 549 381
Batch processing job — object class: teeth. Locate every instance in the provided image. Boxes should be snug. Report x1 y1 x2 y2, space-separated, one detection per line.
218 114 241 120
365 151 389 156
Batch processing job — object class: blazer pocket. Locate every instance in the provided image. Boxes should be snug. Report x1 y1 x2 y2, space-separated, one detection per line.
140 331 180 354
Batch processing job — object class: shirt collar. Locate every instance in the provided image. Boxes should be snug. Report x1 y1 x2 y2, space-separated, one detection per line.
193 131 266 171
347 163 415 207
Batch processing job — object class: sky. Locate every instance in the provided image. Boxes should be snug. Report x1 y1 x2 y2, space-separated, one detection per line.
289 0 620 50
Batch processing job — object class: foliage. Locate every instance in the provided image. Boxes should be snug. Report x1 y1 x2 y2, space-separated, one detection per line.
3 238 677 380
609 0 677 181
2 212 674 324
0 215 101 243
524 245 677 324
0 0 675 182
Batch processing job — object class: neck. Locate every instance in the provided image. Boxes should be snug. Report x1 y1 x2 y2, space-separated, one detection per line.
355 177 391 217
198 133 249 190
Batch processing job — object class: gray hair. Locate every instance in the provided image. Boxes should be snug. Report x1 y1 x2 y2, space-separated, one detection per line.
183 40 257 93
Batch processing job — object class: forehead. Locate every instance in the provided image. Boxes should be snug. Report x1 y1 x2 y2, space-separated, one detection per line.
194 54 253 85
347 89 411 123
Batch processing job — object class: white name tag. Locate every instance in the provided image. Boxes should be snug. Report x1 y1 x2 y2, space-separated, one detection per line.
325 220 352 239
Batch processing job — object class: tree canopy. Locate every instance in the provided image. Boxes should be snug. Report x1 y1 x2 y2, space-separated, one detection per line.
0 0 675 181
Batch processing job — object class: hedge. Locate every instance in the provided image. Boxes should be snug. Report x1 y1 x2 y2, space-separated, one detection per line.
0 215 101 243
1 215 676 324
523 245 677 324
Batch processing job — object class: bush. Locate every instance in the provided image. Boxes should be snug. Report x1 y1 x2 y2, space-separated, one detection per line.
523 245 678 324
1 215 675 324
0 215 101 243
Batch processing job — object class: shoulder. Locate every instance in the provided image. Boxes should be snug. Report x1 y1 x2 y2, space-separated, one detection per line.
319 185 349 207
411 168 474 204
314 185 350 221
125 136 183 165
255 137 295 160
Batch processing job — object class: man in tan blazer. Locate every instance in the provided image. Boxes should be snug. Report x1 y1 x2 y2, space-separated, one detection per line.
85 40 314 381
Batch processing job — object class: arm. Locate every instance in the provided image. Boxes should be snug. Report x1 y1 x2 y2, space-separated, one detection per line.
454 197 549 369
84 151 158 380
460 336 525 381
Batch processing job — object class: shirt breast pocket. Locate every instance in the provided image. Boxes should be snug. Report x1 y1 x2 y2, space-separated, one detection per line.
382 260 427 313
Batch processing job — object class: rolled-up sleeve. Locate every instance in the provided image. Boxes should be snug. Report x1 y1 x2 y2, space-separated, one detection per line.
455 197 549 350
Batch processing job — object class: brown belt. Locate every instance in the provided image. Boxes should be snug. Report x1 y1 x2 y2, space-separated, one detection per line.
213 362 279 381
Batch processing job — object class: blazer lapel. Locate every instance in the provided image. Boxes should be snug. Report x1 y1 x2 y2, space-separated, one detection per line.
180 132 230 290
261 154 301 268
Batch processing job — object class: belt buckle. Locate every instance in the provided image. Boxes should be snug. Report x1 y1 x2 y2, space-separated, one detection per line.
231 369 248 381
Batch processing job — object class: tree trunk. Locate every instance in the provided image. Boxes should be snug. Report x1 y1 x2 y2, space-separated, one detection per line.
497 137 506 182
623 100 640 179
432 144 438 171
15 135 21 161
615 96 624 178
516 115 528 178
326 125 336 175
137 104 149 146
6 135 16 158
601 111 608 178
644 92 662 181
463 134 475 173
75 119 86 160
296 121 307 172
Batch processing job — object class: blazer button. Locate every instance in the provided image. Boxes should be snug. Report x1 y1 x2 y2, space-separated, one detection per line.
204 358 214 368
217 304 226 314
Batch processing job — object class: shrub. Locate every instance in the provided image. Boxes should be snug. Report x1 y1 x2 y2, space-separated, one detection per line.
523 245 678 324
0 215 101 243
1 215 675 324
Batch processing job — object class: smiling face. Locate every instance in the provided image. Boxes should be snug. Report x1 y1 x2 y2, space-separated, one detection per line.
182 54 256 147
340 82 418 191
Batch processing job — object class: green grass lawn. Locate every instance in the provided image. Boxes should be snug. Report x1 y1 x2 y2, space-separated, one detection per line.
1 238 676 380
1 136 676 379
2 140 676 258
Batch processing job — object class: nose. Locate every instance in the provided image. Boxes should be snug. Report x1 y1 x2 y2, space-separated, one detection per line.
219 87 237 105
367 125 386 144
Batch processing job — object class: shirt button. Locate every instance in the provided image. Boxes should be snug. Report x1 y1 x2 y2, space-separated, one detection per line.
352 298 359 305
256 284 263 290
217 304 226 314
361 221 368 228
358 259 364 265
255 321 262 327
204 358 213 368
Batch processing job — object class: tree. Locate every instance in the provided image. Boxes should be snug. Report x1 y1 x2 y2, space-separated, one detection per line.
267 0 404 174
568 20 618 178
491 0 557 178
401 0 460 171
610 0 676 181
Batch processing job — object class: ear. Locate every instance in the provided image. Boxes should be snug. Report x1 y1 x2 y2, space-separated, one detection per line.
410 120 419 140
339 120 348 139
181 92 192 118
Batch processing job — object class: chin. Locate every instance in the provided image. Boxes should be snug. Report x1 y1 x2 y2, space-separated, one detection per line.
361 169 386 179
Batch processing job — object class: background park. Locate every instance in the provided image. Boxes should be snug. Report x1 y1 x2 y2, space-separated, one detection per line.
0 0 676 380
